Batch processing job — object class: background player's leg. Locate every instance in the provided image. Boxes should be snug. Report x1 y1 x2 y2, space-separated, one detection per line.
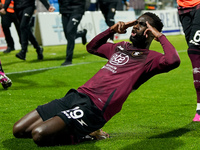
186 9 200 120
13 109 43 138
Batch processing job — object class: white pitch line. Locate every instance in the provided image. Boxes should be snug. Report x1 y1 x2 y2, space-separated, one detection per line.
6 60 107 75
5 50 187 75
178 50 187 53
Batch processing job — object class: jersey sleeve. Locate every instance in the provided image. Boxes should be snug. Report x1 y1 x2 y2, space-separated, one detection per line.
146 35 180 73
86 28 116 59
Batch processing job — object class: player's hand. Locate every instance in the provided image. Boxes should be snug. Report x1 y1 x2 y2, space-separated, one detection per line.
0 8 6 15
110 20 136 34
48 5 55 12
144 21 163 41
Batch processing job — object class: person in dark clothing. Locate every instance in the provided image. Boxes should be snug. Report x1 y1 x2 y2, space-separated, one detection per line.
98 0 129 42
58 0 87 66
0 0 55 60
116 0 130 11
11 12 180 146
0 0 20 53
177 0 200 121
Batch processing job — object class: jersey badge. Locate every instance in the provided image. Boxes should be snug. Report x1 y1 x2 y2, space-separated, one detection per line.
109 52 129 65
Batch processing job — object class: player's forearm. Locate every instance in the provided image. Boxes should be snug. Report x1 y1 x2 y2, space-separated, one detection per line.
159 35 180 68
86 29 114 54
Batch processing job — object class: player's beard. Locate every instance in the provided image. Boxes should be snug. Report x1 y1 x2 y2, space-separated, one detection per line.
129 34 147 49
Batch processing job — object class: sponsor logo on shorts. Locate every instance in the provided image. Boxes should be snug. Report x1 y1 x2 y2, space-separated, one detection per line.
77 119 88 126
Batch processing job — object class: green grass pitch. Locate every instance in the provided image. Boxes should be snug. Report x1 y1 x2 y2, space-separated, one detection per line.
1 34 200 150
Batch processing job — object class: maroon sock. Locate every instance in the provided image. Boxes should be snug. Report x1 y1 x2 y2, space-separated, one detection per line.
188 52 200 103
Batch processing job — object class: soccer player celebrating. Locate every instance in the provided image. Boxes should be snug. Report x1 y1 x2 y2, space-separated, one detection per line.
12 12 180 146
177 0 200 121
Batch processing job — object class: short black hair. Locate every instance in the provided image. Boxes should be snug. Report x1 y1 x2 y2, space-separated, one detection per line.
142 12 163 32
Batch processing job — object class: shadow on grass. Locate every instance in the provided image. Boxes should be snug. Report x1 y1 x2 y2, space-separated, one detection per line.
0 69 67 91
149 121 200 139
122 138 184 150
2 138 36 150
1 51 90 66
29 55 66 62
28 51 90 63
117 122 199 150
2 138 100 150
5 70 48 88
2 60 26 67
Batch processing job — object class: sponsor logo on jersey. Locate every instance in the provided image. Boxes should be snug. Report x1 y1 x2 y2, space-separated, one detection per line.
102 64 117 73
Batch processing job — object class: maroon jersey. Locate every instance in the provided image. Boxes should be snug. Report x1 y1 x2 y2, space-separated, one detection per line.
77 29 180 121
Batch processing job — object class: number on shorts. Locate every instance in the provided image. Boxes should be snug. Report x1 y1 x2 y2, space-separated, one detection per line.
62 106 84 119
193 30 200 43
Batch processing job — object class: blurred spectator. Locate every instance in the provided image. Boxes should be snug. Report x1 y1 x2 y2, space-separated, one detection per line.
97 0 129 42
36 0 48 12
176 0 200 121
88 0 98 11
58 0 87 66
0 0 55 61
85 0 91 11
48 0 59 12
130 0 145 16
0 0 20 53
98 0 118 42
117 0 130 11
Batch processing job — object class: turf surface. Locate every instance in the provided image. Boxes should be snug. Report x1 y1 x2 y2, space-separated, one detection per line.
1 35 200 150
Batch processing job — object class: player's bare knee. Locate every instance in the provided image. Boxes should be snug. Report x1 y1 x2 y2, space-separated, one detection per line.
32 127 46 146
13 122 25 138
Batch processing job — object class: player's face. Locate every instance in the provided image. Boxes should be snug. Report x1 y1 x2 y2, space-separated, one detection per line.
129 15 152 48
